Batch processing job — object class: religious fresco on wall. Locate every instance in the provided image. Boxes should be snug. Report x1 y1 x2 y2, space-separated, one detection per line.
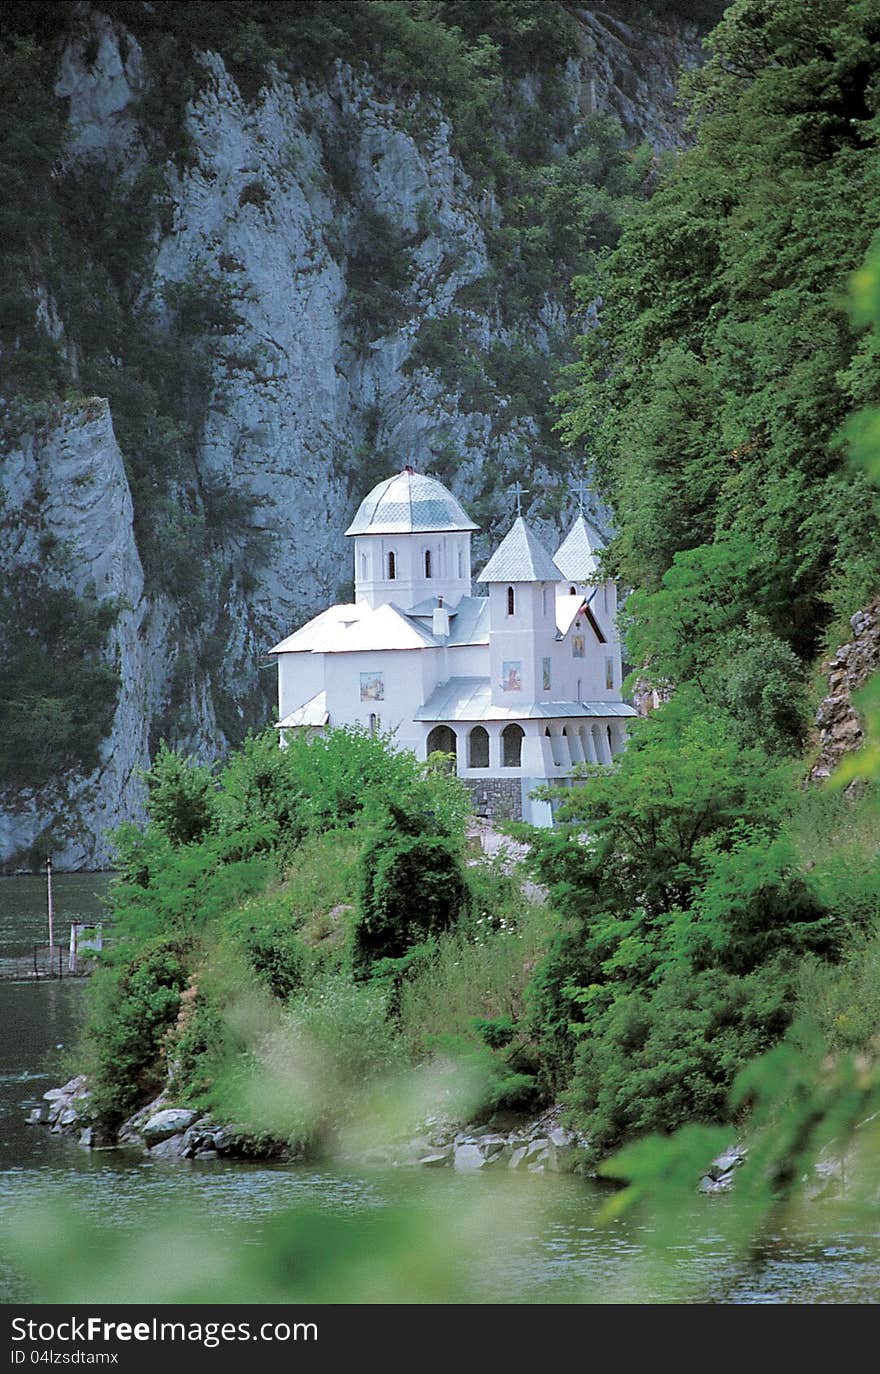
501 661 522 692
360 672 385 702
542 657 551 690
571 634 585 659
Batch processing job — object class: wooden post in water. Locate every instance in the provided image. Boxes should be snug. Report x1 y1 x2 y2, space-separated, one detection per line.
47 854 55 960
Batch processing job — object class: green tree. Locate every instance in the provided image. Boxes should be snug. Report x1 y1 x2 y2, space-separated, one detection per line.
143 742 216 846
559 0 880 678
355 801 468 968
524 693 835 1143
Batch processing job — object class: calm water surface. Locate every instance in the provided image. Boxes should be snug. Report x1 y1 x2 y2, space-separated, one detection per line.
1 874 878 1304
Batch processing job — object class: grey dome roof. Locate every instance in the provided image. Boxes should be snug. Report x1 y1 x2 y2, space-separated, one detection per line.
345 468 478 536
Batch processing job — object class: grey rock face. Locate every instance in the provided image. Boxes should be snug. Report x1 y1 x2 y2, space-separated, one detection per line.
453 1142 488 1171
0 401 152 869
810 599 880 783
1 9 701 864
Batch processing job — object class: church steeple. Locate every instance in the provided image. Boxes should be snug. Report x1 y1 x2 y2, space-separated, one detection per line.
478 516 561 707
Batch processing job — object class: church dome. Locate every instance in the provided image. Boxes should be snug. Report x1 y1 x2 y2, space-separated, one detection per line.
345 467 478 536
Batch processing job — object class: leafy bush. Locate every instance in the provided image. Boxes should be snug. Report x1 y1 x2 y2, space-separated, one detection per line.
82 939 191 1130
566 961 796 1161
143 741 215 846
524 693 840 1120
355 802 467 967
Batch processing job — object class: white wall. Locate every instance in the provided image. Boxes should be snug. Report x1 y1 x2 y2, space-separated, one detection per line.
321 647 439 753
486 580 559 706
353 530 472 609
277 652 325 720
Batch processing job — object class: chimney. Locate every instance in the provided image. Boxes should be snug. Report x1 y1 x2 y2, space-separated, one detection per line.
432 594 450 640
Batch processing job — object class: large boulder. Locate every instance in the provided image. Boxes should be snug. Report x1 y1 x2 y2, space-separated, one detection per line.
142 1108 198 1147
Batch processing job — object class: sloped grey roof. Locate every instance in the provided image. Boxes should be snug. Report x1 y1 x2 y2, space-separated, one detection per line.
415 677 637 722
270 601 438 654
477 517 562 583
553 514 604 582
345 469 478 536
408 595 489 646
446 596 489 646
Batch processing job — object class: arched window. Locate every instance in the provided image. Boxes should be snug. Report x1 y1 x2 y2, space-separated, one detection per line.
569 585 577 597
542 585 548 617
468 726 489 768
368 712 379 736
387 550 396 580
501 723 524 768
603 584 609 613
425 549 432 578
360 552 367 579
426 725 457 771
507 586 515 617
457 549 464 578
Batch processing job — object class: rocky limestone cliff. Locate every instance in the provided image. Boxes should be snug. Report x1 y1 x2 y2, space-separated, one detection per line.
0 401 152 867
0 4 704 867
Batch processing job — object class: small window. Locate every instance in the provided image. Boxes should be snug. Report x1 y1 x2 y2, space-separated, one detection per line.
457 549 464 578
425 549 432 578
605 656 614 689
603 585 609 613
388 550 396 580
507 586 515 616
360 552 367 578
368 712 379 736
542 585 548 616
570 585 577 597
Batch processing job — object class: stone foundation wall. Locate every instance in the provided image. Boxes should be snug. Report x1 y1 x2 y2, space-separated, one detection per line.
461 777 523 822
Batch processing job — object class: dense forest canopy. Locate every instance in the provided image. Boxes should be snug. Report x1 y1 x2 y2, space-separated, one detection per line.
559 0 880 684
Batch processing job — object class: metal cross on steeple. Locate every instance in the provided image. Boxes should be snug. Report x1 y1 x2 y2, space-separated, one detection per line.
512 480 529 517
572 476 591 514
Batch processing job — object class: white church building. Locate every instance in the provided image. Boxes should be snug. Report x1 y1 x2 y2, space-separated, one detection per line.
269 467 637 826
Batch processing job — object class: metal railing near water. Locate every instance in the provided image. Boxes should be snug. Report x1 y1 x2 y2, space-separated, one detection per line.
0 925 104 981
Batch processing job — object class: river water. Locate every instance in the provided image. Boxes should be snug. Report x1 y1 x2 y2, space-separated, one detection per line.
1 873 878 1304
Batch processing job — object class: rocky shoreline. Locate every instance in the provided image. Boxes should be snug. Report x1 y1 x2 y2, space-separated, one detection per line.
28 1075 751 1190
28 1076 591 1173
